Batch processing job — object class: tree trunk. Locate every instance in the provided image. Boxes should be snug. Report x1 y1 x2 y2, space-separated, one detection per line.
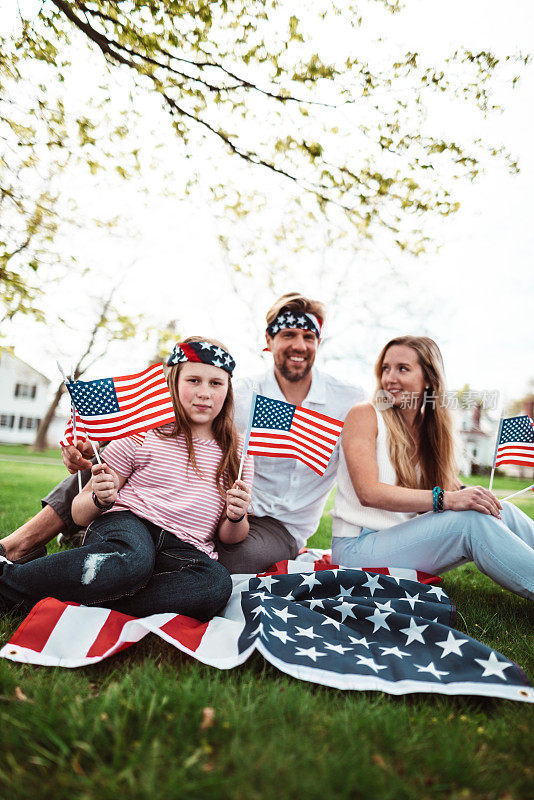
32 382 65 451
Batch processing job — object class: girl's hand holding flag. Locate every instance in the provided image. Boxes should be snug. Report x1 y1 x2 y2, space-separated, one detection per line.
219 479 252 544
225 479 252 522
86 463 123 519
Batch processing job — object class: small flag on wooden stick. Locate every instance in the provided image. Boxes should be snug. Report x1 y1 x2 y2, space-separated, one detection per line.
238 392 344 479
64 363 176 441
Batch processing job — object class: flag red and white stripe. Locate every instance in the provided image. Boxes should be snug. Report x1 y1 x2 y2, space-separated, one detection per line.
60 411 88 448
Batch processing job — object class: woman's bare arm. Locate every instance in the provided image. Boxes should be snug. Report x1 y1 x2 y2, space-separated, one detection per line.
342 403 501 517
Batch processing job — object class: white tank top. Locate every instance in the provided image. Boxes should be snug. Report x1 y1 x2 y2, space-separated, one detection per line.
331 404 417 537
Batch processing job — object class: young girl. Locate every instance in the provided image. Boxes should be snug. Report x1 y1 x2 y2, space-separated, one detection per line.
331 335 534 600
0 338 253 621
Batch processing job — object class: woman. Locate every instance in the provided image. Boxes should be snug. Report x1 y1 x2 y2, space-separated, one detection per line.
331 335 534 599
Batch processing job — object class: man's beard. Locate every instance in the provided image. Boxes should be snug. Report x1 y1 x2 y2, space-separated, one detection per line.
274 354 313 382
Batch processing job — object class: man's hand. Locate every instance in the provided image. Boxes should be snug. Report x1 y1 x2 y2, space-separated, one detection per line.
91 463 120 507
225 480 251 521
62 441 96 473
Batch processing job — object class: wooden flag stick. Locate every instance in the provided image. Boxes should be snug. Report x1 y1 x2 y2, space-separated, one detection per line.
489 415 505 492
237 392 257 482
71 367 82 493
500 484 534 502
57 362 101 471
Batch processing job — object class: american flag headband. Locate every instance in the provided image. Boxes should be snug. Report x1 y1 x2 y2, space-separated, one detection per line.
166 341 236 376
266 311 322 339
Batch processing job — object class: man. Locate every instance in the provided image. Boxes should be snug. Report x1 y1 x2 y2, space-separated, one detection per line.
1 292 363 572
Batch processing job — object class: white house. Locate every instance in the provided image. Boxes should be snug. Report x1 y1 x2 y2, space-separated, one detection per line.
454 404 498 476
0 348 66 445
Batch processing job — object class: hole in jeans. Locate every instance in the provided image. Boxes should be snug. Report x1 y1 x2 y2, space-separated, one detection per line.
82 553 114 585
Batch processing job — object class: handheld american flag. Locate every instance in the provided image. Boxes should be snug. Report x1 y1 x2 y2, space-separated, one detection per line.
493 415 534 469
65 363 175 441
240 393 344 476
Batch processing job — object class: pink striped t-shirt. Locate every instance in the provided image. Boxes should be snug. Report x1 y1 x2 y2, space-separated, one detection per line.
102 428 254 558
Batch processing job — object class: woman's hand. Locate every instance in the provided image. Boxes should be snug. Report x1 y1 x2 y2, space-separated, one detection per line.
444 486 502 518
225 480 251 521
91 463 120 507
62 441 96 473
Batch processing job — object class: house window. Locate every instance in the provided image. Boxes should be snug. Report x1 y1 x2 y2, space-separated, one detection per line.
0 415 15 429
14 383 37 399
18 416 37 430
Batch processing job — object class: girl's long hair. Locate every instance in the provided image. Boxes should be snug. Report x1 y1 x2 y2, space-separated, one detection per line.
156 336 240 496
373 335 458 491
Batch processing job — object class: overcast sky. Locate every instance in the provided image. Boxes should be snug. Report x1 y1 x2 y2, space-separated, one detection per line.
2 0 533 417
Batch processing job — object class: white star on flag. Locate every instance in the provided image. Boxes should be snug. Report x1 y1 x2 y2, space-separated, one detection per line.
333 600 357 622
256 576 280 590
321 617 341 630
379 646 409 659
426 585 447 601
366 608 393 633
250 605 272 619
348 636 374 649
271 607 297 623
415 661 450 680
398 592 422 610
295 626 321 639
307 598 325 610
337 585 354 598
299 573 322 591
435 631 469 658
400 618 428 646
355 655 387 673
324 643 353 655
268 627 295 645
474 651 513 680
362 574 382 596
294 646 326 662
374 600 394 613
249 591 268 600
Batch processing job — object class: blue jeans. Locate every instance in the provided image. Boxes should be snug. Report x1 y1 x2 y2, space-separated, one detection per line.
0 511 232 620
331 501 534 600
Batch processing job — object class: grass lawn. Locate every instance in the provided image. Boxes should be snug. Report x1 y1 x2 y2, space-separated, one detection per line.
0 461 532 800
0 444 63 461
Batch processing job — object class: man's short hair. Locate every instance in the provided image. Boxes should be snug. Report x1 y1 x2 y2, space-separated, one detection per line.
265 292 326 328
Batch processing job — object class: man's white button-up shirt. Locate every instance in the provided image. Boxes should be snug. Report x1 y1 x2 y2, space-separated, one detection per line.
234 367 365 548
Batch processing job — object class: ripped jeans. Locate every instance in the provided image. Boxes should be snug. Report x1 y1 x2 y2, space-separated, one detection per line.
0 511 232 621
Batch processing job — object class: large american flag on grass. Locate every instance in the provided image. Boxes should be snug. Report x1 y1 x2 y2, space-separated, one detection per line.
1 552 531 703
65 364 175 441
242 393 344 475
494 415 534 469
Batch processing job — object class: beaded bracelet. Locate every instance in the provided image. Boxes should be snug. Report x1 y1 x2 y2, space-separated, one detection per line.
437 489 445 512
432 486 441 513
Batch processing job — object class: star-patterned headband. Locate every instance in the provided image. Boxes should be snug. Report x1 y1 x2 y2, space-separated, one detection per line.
166 341 236 376
266 310 323 339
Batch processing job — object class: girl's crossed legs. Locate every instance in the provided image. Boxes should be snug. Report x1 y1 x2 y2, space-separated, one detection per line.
332 501 534 600
0 511 232 620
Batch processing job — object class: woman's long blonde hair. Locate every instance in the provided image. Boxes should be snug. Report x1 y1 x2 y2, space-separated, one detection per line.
373 335 458 490
156 336 240 496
